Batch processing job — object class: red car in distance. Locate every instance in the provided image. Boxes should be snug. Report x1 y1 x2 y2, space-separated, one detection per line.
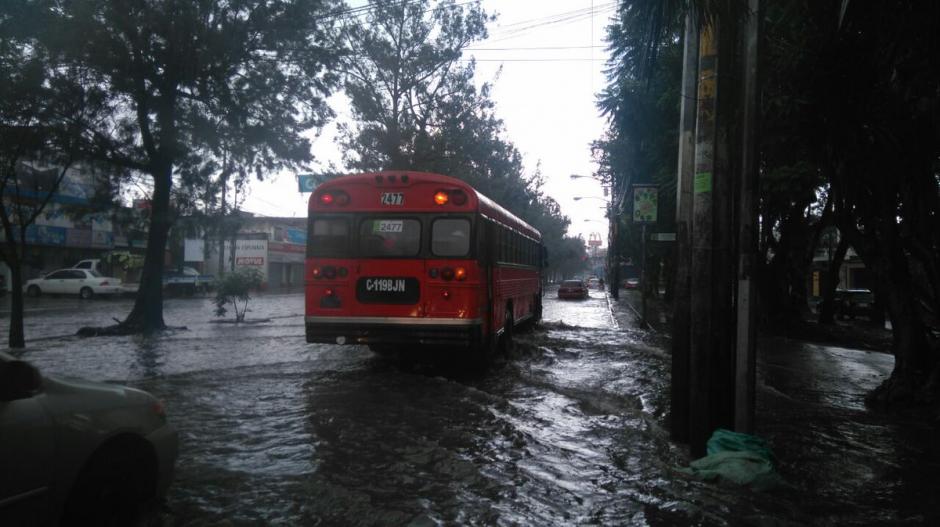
558 279 589 300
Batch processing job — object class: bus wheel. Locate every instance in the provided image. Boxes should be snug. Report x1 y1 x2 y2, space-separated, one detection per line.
500 308 515 355
368 344 397 357
532 294 543 325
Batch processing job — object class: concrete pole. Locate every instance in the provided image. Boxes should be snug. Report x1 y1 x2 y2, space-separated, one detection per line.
689 20 719 457
671 12 699 444
735 0 760 434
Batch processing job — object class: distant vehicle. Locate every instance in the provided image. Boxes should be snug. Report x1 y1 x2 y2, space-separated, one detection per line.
623 277 640 289
24 268 123 299
587 277 600 289
305 171 545 359
834 289 875 320
558 279 589 300
0 351 178 525
163 266 214 295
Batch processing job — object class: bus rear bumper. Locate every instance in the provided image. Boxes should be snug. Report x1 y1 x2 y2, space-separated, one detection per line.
304 316 484 347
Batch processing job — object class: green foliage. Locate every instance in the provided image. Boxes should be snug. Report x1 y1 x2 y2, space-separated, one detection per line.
339 0 580 270
214 268 263 322
29 0 342 330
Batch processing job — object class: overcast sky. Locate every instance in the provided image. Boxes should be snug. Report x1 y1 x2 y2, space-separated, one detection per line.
244 0 614 246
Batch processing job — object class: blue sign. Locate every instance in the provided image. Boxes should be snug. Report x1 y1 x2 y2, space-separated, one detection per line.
298 174 317 193
286 227 306 244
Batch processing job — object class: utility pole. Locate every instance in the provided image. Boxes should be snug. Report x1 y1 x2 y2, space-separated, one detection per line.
671 11 699 444
735 0 761 434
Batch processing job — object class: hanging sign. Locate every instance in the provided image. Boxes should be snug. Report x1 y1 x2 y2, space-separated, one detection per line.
632 185 659 224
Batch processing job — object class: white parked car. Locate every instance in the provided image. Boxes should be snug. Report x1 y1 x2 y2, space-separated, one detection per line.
0 351 178 525
24 268 123 299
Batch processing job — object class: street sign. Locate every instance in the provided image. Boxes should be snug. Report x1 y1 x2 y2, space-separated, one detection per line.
650 232 676 242
298 174 318 193
632 185 658 224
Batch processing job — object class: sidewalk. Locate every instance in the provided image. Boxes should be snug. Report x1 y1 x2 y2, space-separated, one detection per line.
604 288 940 523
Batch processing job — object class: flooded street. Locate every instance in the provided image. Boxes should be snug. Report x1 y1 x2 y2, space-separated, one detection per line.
3 289 938 525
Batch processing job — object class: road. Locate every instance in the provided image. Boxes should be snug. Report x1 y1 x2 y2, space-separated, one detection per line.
2 288 938 525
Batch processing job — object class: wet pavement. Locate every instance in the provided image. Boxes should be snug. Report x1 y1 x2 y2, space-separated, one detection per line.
2 288 939 525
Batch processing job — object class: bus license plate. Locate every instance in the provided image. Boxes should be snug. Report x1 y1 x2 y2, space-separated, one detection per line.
357 277 420 304
381 192 404 206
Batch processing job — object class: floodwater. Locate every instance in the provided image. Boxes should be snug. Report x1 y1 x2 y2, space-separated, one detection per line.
2 288 938 525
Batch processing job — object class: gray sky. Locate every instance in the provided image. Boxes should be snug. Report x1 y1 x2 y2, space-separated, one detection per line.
244 0 614 246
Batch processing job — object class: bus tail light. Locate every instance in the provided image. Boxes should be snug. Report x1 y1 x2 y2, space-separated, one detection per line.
454 267 467 281
451 190 467 205
318 191 350 206
324 288 334 296
441 267 455 281
312 267 321 279
433 191 449 205
323 266 336 279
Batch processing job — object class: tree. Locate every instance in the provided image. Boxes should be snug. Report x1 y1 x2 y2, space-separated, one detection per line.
602 0 940 413
49 0 341 334
339 0 574 256
337 0 489 170
0 0 111 347
214 267 263 323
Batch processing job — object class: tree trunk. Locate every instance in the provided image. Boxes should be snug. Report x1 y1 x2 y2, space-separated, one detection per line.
120 162 172 332
7 246 25 348
866 225 937 408
818 236 849 324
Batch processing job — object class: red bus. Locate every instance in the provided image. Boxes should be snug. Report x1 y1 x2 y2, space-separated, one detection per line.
305 171 544 359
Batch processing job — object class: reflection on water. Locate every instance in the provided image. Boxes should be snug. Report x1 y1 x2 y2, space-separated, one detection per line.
6 292 939 525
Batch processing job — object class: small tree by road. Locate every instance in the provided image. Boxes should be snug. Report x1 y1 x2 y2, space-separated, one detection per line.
213 268 263 323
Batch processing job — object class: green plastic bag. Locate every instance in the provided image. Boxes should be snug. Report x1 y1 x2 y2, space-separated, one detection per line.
679 428 783 491
707 428 775 464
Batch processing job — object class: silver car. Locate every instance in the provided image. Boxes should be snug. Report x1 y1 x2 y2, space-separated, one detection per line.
0 352 178 525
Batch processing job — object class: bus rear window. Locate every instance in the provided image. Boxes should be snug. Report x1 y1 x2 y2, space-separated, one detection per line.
432 218 471 257
309 218 349 256
359 218 421 257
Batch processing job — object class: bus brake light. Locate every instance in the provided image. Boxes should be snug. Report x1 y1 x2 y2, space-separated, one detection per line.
434 191 449 205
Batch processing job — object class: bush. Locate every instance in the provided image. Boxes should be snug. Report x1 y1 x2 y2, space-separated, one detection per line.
213 268 263 322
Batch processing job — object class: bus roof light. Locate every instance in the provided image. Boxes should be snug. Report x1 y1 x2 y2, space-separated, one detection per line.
455 267 467 281
441 267 454 281
434 191 449 205
451 190 467 205
320 193 334 205
335 191 350 206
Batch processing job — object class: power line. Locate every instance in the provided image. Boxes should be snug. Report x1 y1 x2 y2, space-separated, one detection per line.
461 58 605 62
467 45 604 51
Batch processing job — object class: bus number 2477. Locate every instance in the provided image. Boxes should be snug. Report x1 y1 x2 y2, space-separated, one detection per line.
381 192 404 206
